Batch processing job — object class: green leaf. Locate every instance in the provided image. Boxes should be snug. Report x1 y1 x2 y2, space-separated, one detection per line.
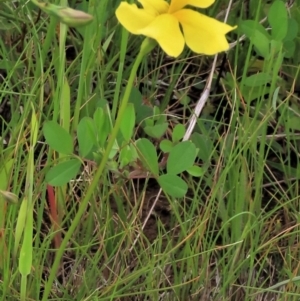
19 204 33 276
240 20 270 58
153 106 161 118
191 133 214 162
30 109 38 147
144 118 154 127
158 174 188 198
109 140 119 159
186 165 204 177
144 123 168 139
244 73 272 87
286 116 300 131
93 108 111 147
136 138 159 175
172 124 185 143
93 108 105 133
179 94 191 105
160 139 173 153
167 141 197 175
240 20 269 40
272 86 280 110
120 103 135 142
14 198 28 257
129 87 152 124
251 32 270 59
268 0 288 41
45 159 81 186
0 159 14 190
270 39 283 55
43 121 73 154
283 40 296 58
284 18 298 41
119 144 137 169
240 85 272 103
77 117 96 157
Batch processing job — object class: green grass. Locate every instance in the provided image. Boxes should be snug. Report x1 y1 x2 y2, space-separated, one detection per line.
1 0 300 300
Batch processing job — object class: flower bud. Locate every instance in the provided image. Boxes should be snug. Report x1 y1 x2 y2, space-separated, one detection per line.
31 1 93 27
0 190 18 204
55 7 93 27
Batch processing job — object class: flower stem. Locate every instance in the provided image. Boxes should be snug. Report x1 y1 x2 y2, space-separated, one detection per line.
41 37 156 301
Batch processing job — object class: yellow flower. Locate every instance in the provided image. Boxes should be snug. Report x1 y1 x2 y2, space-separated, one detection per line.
116 0 236 57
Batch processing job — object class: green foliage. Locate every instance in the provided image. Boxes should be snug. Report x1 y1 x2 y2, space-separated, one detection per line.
43 101 200 196
234 0 300 104
45 159 82 186
172 124 186 142
136 138 159 176
243 72 272 87
157 174 188 198
268 0 288 41
43 121 73 155
120 103 135 142
77 117 96 157
240 20 270 58
143 108 169 139
240 0 298 59
166 141 197 175
191 133 214 162
1 0 300 300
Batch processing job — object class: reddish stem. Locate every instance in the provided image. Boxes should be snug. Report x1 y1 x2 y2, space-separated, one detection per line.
47 185 61 249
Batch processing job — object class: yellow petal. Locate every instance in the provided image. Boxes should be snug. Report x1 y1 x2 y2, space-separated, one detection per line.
138 0 169 14
138 14 184 57
169 0 215 13
116 2 156 34
174 9 236 55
